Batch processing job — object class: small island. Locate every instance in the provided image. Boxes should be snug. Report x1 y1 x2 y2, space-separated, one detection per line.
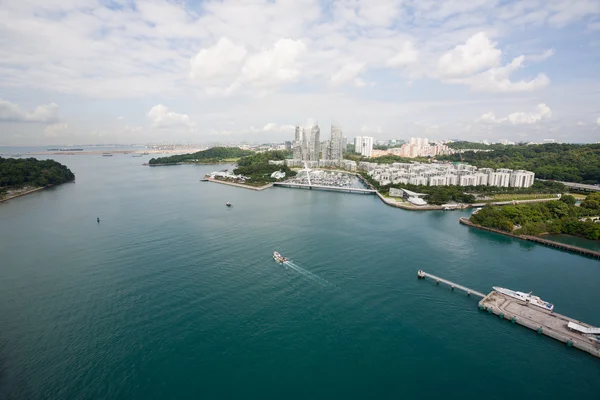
0 157 75 202
468 193 600 240
148 147 254 165
205 150 297 188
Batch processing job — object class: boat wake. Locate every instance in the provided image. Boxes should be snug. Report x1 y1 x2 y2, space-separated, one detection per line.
283 260 332 287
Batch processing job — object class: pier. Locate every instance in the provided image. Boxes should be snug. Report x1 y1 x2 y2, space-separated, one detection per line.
273 182 376 194
417 270 485 297
418 270 600 358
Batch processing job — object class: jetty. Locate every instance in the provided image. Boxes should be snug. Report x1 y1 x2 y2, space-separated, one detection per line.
273 182 376 194
417 270 485 297
418 270 600 358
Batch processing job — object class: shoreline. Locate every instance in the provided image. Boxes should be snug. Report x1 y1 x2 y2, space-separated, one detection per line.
459 217 600 259
205 178 273 191
10 149 205 156
0 186 47 203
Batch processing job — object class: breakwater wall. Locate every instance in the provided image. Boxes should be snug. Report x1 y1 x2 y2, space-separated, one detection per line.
459 218 600 259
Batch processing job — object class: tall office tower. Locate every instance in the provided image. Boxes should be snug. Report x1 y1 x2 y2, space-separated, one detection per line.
355 136 363 154
310 125 320 160
342 136 348 153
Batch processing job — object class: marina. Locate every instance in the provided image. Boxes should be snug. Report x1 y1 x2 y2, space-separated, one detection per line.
418 270 600 358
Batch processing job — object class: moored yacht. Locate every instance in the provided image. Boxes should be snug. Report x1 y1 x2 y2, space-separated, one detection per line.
493 286 554 311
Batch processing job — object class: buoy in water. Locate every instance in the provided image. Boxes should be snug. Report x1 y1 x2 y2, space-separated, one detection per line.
97 217 100 223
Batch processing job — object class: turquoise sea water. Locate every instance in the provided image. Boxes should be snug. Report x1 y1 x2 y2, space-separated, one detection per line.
544 234 600 252
1 154 599 399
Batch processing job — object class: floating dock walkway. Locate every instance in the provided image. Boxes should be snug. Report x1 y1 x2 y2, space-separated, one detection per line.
417 270 600 359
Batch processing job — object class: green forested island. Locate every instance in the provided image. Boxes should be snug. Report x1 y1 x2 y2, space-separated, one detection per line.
439 143 600 183
233 151 296 184
0 157 75 197
149 147 254 165
470 193 600 240
361 173 566 205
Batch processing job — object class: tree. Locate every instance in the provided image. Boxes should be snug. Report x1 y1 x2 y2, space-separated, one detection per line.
559 194 576 206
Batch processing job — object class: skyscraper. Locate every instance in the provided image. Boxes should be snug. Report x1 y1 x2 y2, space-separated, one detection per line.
309 125 320 160
355 136 363 154
360 136 373 157
292 126 303 159
329 124 343 160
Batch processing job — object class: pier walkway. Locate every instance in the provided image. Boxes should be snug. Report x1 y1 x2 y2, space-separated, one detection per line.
273 182 376 194
417 270 486 298
418 270 600 358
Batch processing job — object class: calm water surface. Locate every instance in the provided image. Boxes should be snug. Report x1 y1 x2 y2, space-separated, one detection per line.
1 154 599 399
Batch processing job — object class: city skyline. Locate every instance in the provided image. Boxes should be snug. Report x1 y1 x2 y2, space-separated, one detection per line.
1 1 600 146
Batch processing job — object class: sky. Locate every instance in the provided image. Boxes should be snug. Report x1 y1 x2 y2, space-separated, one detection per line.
1 0 600 145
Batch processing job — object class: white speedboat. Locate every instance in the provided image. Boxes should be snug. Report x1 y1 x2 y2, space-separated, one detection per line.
493 286 554 311
273 251 287 264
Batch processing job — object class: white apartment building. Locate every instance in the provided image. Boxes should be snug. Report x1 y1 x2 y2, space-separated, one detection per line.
364 162 535 188
355 136 374 157
509 170 535 188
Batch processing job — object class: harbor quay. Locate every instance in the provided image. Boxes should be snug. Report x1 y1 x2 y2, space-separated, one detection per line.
417 271 600 359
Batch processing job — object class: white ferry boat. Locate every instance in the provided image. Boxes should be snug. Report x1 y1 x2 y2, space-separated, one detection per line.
493 286 554 311
273 251 287 264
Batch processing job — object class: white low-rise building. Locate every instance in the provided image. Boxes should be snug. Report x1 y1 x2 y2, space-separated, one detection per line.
366 162 534 188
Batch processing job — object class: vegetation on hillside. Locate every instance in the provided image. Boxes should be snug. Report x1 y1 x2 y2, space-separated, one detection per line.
446 141 493 150
343 152 428 164
438 143 600 184
470 193 600 240
361 173 566 206
149 147 253 165
233 151 297 184
368 155 430 164
0 157 75 194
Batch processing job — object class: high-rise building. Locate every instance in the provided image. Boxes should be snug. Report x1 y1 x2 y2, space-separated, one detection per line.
355 136 373 157
292 126 303 159
328 124 344 161
355 136 363 154
309 125 320 160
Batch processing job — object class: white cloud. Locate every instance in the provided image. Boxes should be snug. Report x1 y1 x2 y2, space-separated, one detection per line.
0 99 60 123
331 62 367 87
527 48 555 62
44 122 68 137
189 38 247 81
241 38 306 87
262 122 294 132
1 0 599 144
388 41 418 67
461 56 550 92
597 117 600 125
437 33 550 92
479 104 552 124
117 116 124 120
437 32 501 78
147 104 195 129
